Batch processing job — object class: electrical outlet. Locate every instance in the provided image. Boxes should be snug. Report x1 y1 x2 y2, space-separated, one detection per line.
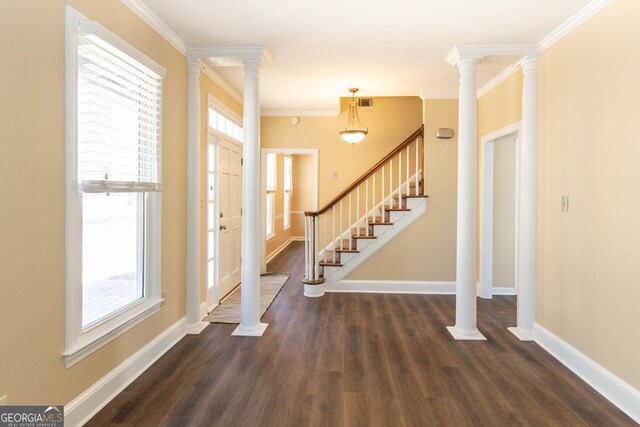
561 195 569 212
331 171 338 180
0 395 7 406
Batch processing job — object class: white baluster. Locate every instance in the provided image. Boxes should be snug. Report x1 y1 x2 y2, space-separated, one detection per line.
373 171 376 224
339 199 343 250
415 138 419 195
365 178 369 236
389 159 393 208
323 213 327 263
406 146 410 196
423 136 427 196
382 165 385 218
332 206 336 263
356 186 360 235
398 151 402 208
349 193 353 251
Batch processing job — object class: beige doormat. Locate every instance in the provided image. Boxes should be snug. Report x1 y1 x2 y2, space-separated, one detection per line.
203 272 290 324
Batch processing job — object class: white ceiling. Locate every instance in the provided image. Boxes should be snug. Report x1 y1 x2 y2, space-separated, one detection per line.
138 0 593 113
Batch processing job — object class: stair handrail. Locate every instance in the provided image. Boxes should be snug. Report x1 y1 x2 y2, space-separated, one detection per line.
304 125 424 217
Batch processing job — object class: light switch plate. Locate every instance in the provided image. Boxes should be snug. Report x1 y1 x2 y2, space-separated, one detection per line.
561 195 569 212
331 171 338 180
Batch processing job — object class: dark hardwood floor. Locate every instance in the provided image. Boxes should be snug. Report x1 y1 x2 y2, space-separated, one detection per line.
87 241 635 426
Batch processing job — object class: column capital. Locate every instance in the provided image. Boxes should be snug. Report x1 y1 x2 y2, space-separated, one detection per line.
520 56 539 77
187 61 202 82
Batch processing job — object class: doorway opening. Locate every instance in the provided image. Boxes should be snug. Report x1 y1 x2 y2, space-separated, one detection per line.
479 123 520 299
260 148 319 272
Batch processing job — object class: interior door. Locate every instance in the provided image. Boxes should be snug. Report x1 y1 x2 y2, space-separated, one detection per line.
218 137 242 299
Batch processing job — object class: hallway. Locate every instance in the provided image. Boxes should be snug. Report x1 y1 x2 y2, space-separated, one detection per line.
87 242 634 426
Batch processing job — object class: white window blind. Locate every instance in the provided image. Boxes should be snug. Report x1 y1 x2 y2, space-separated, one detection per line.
266 153 277 192
284 156 293 193
77 32 163 193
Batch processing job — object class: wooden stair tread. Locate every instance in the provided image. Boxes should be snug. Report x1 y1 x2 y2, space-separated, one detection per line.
319 261 342 267
385 206 410 211
336 247 359 253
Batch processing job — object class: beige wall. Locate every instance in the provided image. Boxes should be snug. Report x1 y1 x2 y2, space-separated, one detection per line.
492 134 516 287
199 76 243 300
349 99 459 281
291 154 315 238
0 1 187 405
537 0 640 389
477 70 523 138
261 97 423 207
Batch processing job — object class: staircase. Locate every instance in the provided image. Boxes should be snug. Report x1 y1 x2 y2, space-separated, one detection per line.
303 126 428 297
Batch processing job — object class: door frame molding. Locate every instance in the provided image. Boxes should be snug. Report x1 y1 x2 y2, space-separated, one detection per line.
479 122 520 299
205 94 244 312
260 148 319 273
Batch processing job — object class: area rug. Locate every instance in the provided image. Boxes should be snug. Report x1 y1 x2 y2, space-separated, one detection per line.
203 272 290 324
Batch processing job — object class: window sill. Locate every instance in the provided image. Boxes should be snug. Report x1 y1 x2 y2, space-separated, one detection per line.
63 297 164 368
283 226 291 231
266 233 276 241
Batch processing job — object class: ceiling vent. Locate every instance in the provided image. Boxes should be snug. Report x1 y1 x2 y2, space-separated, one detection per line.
357 98 374 107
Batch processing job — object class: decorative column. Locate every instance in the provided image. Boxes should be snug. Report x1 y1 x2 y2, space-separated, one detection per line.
186 61 208 334
509 56 538 341
447 57 486 340
232 56 268 336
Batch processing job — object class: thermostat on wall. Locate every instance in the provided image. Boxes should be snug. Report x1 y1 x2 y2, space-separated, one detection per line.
436 128 454 139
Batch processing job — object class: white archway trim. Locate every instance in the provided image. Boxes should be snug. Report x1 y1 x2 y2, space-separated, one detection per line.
479 122 521 300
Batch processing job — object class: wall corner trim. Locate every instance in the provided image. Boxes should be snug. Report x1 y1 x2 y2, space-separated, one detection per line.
477 64 520 98
65 317 188 427
534 323 640 424
121 0 187 55
537 0 616 53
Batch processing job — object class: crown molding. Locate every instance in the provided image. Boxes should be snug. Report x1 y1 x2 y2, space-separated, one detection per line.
187 46 272 67
446 44 537 66
537 0 615 52
477 63 521 98
121 0 186 55
200 65 243 105
261 110 339 117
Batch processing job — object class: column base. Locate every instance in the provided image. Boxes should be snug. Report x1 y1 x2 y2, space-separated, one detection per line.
446 326 487 341
232 322 268 337
507 326 534 341
304 283 325 297
187 321 209 335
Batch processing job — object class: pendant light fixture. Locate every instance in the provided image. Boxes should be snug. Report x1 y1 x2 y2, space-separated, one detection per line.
339 88 368 144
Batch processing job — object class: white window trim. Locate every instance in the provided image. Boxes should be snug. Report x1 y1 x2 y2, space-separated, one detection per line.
64 6 164 368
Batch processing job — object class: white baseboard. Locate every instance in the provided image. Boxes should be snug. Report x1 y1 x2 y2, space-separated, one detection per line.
200 301 208 319
327 280 456 294
492 286 517 295
65 317 188 427
534 323 640 424
266 237 303 263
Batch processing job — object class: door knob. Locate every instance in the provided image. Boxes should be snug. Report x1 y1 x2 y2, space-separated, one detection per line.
219 224 227 230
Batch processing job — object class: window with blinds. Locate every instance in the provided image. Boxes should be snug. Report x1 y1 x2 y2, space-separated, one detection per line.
284 156 293 193
77 32 163 193
266 153 277 192
64 6 166 367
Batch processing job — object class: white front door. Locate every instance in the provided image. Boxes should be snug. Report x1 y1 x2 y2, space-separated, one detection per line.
218 137 242 299
206 136 218 309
